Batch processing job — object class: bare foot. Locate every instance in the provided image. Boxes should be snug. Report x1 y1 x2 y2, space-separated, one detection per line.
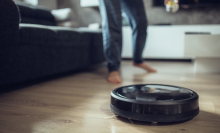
133 62 157 73
107 71 122 84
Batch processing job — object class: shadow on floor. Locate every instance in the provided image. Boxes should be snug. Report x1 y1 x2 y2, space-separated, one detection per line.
0 64 107 95
115 116 192 126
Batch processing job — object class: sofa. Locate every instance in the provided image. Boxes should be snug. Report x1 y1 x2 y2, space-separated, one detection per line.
0 0 105 87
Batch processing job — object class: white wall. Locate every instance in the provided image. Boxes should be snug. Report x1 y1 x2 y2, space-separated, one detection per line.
23 0 38 5
80 0 99 7
38 0 57 10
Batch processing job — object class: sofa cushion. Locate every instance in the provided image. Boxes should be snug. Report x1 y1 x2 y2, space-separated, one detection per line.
15 1 56 26
19 24 83 47
51 8 75 22
19 24 94 68
19 24 105 65
20 18 57 26
10 24 94 84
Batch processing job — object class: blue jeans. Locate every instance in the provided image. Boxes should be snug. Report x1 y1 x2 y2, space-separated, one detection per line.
99 0 148 72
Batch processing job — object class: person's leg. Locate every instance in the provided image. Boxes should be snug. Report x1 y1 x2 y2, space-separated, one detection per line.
99 0 123 83
121 0 156 72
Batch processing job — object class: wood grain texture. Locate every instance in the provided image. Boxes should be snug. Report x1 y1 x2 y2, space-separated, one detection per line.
0 61 220 133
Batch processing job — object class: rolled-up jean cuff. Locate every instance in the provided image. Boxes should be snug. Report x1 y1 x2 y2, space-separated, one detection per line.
133 59 144 64
108 67 119 73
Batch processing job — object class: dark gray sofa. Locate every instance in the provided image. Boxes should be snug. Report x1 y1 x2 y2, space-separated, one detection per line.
0 0 105 87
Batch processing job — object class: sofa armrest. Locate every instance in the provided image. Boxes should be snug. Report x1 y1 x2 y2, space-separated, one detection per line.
0 0 20 46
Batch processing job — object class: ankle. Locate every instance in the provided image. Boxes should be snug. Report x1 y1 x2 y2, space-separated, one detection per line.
109 71 119 74
133 62 143 66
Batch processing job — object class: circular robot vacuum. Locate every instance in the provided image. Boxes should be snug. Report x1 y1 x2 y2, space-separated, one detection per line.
110 84 199 122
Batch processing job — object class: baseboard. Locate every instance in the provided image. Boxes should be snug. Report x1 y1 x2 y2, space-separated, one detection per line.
122 58 194 62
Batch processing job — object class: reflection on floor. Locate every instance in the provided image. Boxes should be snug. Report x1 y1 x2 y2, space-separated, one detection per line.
0 60 219 133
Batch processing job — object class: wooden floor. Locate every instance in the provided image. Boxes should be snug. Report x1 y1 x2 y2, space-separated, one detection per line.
0 61 220 133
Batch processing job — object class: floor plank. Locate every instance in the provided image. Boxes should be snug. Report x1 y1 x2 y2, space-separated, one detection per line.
0 61 220 133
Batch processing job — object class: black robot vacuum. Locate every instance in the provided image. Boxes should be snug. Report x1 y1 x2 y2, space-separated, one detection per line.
110 84 199 122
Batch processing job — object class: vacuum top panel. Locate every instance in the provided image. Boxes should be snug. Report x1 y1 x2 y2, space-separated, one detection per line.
112 84 197 104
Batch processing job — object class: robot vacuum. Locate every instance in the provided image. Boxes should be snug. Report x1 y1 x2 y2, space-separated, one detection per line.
110 84 199 122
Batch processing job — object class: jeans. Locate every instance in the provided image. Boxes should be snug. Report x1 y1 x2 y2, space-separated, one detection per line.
99 0 148 72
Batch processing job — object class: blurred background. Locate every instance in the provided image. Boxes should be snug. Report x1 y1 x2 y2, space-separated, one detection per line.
14 0 220 27
14 0 220 73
